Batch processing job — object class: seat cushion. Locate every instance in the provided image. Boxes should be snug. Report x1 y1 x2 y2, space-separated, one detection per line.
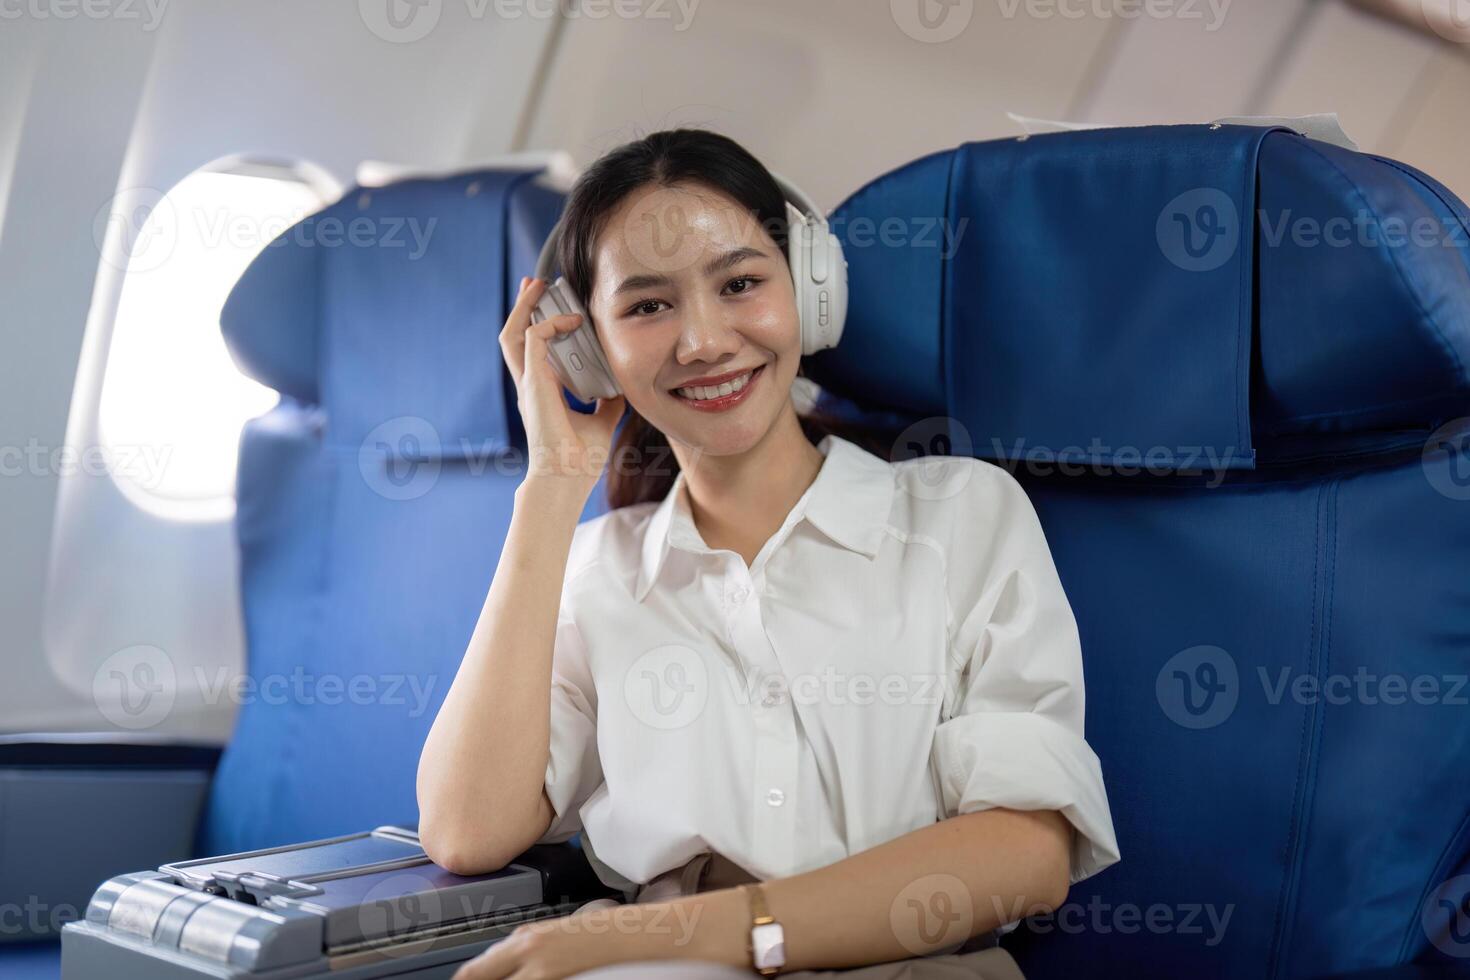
0 941 61 980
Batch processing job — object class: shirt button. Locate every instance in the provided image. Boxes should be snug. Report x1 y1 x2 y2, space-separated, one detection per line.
730 587 750 604
766 788 786 807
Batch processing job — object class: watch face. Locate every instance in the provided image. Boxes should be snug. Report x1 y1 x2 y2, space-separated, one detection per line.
752 922 786 968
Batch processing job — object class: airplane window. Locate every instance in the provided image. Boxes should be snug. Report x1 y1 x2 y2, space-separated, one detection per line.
97 165 332 517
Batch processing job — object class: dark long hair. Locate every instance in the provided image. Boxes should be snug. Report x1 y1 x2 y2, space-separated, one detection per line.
553 127 888 510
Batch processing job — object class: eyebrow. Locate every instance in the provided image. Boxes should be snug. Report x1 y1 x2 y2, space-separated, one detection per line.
612 246 771 297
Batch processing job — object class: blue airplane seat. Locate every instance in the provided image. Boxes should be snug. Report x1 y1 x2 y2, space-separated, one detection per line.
806 124 1470 978
0 942 66 980
200 165 587 857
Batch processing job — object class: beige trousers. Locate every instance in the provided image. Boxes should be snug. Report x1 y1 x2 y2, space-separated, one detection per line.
567 852 1027 980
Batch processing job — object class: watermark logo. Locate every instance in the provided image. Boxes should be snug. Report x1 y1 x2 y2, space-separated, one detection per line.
891 417 977 501
0 0 169 30
721 664 951 710
93 644 177 730
0 439 173 487
1156 188 1239 272
359 0 442 42
992 0 1232 31
1159 646 1468 729
1257 208 1469 252
889 873 975 955
988 436 1243 488
1258 666 1468 709
359 416 442 501
829 214 969 259
195 666 438 717
0 897 81 937
1156 645 1238 730
359 0 701 43
1004 894 1233 945
1423 418 1470 502
617 183 738 277
356 870 444 956
891 0 974 42
623 644 708 730
1422 874 1470 959
93 186 178 274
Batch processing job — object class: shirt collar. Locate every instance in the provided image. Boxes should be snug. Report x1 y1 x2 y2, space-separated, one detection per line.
635 434 894 602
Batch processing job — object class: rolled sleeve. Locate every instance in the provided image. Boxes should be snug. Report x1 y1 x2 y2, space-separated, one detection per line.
539 611 603 845
931 465 1121 884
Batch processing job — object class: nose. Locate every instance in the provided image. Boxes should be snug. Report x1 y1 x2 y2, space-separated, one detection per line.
673 293 742 365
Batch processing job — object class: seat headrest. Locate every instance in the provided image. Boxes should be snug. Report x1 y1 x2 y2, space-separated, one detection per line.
221 167 560 457
810 125 1470 471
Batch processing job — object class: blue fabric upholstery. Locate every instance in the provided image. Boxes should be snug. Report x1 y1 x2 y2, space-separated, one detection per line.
812 126 1470 977
813 125 1470 468
204 167 591 856
0 942 60 980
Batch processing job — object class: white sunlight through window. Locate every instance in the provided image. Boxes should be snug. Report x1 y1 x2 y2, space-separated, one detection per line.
98 167 329 513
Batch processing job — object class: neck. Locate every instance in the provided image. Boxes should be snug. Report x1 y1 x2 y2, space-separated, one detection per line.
669 403 825 568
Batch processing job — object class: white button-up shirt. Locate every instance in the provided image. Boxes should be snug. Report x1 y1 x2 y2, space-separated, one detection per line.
538 433 1120 896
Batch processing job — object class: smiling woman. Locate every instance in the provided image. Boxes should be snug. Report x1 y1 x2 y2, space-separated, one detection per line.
418 128 1119 980
540 133 878 509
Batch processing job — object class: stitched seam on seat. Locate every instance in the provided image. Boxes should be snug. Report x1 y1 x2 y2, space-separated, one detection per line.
1234 133 1263 457
1271 390 1463 426
940 148 959 422
1268 477 1339 978
1374 157 1470 283
1399 808 1470 961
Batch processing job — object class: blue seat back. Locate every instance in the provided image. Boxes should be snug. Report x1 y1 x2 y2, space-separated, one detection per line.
203 168 598 855
811 125 1470 978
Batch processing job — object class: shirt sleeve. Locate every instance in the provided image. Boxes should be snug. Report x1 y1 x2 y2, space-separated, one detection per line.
538 610 604 845
930 462 1121 885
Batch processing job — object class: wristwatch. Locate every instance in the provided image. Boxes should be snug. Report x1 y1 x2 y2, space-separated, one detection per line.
742 882 786 976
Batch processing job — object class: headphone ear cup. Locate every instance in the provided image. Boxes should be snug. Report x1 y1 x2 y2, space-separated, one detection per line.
821 229 848 352
784 201 847 356
784 200 813 354
536 277 621 401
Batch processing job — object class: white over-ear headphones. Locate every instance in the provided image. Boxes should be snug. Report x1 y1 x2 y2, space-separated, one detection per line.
530 171 848 402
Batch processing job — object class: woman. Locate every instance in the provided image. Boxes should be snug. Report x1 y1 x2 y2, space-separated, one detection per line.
417 128 1120 979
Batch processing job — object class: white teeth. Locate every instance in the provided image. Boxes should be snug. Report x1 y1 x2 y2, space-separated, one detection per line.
677 370 754 402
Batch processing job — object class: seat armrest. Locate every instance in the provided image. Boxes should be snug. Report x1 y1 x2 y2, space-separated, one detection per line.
0 733 220 943
61 825 619 977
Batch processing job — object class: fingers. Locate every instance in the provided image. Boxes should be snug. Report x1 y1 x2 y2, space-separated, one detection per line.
502 277 585 401
521 313 584 374
450 933 515 979
499 277 549 382
519 312 585 409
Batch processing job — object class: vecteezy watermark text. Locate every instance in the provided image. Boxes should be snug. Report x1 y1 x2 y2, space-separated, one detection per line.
358 0 701 43
0 439 172 487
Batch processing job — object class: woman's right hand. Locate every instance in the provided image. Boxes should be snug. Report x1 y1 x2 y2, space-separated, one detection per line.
500 277 626 487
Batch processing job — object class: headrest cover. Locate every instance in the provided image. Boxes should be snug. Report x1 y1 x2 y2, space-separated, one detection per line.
811 125 1470 470
222 167 551 457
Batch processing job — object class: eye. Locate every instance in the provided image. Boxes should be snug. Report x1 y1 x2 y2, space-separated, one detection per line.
625 298 668 318
723 275 763 295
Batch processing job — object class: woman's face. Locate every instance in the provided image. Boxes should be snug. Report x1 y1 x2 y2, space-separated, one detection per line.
585 181 801 458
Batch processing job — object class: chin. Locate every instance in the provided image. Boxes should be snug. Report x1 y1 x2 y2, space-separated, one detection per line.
658 395 782 461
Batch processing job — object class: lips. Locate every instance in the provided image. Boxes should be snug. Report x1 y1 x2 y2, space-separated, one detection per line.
671 365 764 413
